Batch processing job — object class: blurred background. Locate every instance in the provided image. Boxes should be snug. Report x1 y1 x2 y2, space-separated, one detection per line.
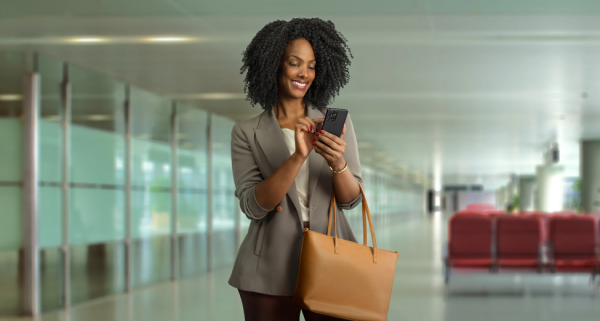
1 1 600 320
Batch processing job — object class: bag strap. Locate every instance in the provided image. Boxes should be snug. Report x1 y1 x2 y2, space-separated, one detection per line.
326 181 378 263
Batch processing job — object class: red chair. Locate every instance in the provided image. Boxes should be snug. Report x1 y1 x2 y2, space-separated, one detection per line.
466 204 497 211
548 215 599 273
496 216 543 271
454 210 489 216
522 212 550 246
445 214 493 282
486 210 507 219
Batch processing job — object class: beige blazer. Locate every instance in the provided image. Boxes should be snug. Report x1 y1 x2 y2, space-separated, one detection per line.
227 105 363 296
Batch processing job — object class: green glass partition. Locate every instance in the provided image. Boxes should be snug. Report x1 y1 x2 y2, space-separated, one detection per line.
0 52 25 315
37 54 65 312
69 64 126 305
177 105 208 277
130 87 172 287
345 167 424 247
212 115 236 269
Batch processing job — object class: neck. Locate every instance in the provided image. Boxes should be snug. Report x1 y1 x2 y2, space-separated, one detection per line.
273 96 306 121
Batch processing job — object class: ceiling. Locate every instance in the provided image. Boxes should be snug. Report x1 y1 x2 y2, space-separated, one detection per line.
2 1 600 190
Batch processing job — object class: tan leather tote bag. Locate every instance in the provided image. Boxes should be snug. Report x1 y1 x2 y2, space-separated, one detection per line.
293 182 399 321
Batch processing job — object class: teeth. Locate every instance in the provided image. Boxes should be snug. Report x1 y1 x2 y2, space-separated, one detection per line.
292 81 306 87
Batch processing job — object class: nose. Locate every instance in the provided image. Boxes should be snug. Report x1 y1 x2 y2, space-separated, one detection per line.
298 66 307 78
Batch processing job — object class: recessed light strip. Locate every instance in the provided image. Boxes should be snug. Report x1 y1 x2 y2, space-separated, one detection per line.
0 94 22 101
166 93 246 100
66 36 200 44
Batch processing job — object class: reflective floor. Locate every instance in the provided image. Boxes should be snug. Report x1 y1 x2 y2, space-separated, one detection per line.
11 212 600 321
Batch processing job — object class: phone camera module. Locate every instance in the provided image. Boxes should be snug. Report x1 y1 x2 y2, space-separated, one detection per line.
328 112 337 122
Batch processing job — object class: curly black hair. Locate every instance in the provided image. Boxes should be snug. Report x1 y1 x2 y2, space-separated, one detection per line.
240 18 353 110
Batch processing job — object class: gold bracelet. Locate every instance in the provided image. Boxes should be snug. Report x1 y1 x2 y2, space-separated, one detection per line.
329 161 348 174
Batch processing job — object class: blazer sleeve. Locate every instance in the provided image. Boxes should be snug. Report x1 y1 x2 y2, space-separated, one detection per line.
337 113 364 210
231 123 273 221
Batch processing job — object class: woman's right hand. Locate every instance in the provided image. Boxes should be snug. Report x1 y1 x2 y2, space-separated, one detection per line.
294 116 319 158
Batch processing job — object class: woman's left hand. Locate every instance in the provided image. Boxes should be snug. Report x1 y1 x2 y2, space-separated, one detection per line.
312 122 347 171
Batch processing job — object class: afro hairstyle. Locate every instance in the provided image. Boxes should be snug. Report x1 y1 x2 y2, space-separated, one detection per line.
240 18 353 111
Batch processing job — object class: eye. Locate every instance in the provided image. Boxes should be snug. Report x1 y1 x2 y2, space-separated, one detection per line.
289 62 299 67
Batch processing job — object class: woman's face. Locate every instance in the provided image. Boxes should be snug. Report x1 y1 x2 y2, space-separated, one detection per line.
278 38 316 100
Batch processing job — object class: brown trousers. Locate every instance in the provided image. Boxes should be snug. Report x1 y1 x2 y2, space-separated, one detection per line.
238 221 345 321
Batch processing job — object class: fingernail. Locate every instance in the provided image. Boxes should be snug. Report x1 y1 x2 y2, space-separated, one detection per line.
310 126 312 131
312 139 316 142
319 130 324 134
315 133 319 137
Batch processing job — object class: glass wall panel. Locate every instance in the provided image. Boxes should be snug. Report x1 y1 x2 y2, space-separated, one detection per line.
344 167 424 247
211 115 236 269
177 105 208 277
69 65 126 305
0 52 24 315
38 54 64 312
130 88 172 288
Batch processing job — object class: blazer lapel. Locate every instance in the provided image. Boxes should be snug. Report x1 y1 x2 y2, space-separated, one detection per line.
254 109 303 226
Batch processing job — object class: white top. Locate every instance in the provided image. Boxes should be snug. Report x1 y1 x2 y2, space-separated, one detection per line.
281 128 310 222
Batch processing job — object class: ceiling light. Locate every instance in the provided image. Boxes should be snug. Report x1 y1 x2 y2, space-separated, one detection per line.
86 114 112 121
146 37 191 42
135 133 151 140
180 142 195 149
0 94 22 101
68 38 106 43
167 93 245 100
42 115 60 121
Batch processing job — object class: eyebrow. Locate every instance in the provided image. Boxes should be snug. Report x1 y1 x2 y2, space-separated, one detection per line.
289 55 316 62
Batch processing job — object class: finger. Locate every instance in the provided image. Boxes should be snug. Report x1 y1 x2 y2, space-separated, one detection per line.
298 118 315 133
313 118 324 132
317 130 346 148
313 140 339 160
304 116 318 133
295 123 309 134
313 143 335 162
340 125 346 140
315 135 339 152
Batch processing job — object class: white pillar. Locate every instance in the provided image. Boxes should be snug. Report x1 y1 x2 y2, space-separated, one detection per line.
518 175 536 212
581 141 600 214
536 165 565 213
496 186 506 210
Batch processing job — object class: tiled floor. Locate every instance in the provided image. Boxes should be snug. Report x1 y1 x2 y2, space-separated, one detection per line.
8 212 600 321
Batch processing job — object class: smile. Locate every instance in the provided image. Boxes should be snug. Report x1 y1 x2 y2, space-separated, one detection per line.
291 80 307 90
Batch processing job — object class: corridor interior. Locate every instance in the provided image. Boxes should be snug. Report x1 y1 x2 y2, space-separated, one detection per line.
24 212 600 321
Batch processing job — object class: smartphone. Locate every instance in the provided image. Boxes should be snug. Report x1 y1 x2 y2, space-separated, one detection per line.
321 108 348 138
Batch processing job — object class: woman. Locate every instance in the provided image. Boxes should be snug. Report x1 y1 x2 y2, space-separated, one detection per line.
229 18 363 321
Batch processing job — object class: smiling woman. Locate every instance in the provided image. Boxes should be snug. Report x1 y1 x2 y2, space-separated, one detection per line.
230 18 362 321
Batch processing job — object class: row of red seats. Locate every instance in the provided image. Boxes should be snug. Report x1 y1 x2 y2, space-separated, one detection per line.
444 205 600 283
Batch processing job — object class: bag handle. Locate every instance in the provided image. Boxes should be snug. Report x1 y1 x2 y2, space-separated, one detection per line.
326 181 378 263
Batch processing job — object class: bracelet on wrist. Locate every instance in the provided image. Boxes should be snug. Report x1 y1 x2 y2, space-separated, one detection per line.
329 161 348 174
